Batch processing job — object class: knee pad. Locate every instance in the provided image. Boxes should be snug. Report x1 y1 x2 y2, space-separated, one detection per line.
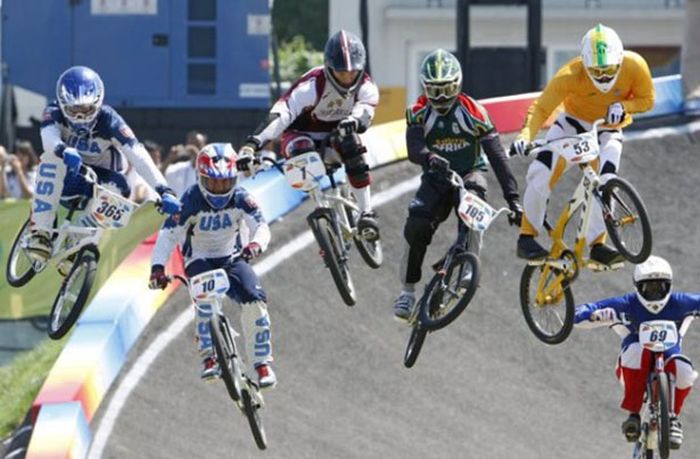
668 355 698 389
345 155 370 188
404 216 434 247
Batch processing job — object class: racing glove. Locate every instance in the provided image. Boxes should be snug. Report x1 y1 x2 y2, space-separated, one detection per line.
241 242 262 261
149 265 169 290
155 185 182 215
606 102 626 125
237 137 262 176
509 137 531 157
591 307 617 323
337 116 360 138
63 147 82 175
427 153 450 174
507 199 523 227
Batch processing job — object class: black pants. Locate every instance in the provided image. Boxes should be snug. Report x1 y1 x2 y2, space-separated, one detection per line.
400 170 487 285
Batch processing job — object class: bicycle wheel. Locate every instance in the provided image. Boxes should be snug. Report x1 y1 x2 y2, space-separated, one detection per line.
520 264 575 345
654 374 671 459
419 252 480 331
6 218 40 287
344 200 382 269
309 215 356 306
241 388 267 450
210 314 241 402
601 177 652 264
403 324 427 368
47 247 98 340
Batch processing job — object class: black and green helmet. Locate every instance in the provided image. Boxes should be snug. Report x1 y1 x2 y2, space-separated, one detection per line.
420 49 463 114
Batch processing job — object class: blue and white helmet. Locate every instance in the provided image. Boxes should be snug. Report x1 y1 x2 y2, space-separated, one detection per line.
56 66 105 130
196 143 238 209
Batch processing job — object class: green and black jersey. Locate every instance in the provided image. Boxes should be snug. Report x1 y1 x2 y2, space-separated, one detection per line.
405 93 519 202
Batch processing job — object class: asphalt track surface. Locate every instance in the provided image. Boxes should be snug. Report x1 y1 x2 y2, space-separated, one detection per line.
92 127 700 458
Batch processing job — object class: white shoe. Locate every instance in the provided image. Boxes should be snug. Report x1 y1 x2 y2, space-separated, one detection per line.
670 416 683 449
25 230 53 263
255 363 277 389
393 292 416 323
201 355 221 382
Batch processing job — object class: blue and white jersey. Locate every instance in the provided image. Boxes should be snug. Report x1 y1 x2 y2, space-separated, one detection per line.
151 184 271 267
40 101 167 191
575 292 700 349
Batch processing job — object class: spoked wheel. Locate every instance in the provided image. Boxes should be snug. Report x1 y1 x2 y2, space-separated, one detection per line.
210 314 241 402
309 215 356 306
344 198 383 269
241 388 267 450
519 264 575 344
403 324 427 368
601 177 652 264
654 374 671 459
48 246 98 339
419 252 480 331
6 218 42 287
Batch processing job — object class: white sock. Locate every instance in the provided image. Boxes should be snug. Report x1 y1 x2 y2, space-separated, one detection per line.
350 185 371 213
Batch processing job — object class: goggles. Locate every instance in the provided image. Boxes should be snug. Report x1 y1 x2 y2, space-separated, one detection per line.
636 279 671 302
65 104 98 120
587 65 620 80
201 176 236 194
423 81 461 101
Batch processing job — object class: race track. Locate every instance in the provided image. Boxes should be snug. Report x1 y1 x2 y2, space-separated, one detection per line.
91 126 700 458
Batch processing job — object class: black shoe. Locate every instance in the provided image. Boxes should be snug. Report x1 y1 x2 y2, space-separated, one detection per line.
517 235 549 260
670 416 683 449
621 413 641 442
589 244 624 266
358 211 380 242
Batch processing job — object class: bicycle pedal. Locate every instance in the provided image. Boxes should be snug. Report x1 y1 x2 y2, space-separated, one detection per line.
526 259 547 266
587 261 624 272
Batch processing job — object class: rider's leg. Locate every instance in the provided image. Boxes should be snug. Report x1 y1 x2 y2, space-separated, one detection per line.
586 130 624 265
225 257 276 388
27 152 68 260
185 259 221 381
666 355 695 448
617 343 652 441
518 114 574 260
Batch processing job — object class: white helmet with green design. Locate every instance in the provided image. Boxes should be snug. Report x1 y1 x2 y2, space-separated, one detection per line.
420 49 462 115
581 24 624 93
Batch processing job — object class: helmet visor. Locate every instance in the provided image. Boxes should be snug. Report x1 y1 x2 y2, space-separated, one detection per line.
587 64 620 80
636 279 671 302
201 176 236 195
65 104 98 120
424 81 461 101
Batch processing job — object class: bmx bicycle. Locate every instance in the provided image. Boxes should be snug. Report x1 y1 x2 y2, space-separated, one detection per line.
404 170 514 367
172 269 268 450
6 166 138 339
520 119 652 345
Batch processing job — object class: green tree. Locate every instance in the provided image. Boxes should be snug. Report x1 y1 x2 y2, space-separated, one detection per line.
272 0 329 51
276 36 324 82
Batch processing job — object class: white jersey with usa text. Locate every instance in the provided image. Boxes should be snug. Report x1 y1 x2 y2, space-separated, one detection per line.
151 184 271 267
39 101 167 190
252 66 379 143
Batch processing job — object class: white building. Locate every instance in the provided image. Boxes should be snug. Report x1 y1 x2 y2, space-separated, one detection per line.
330 0 685 117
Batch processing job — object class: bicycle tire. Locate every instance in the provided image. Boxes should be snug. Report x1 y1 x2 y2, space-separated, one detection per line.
210 314 241 402
309 215 356 306
241 388 267 450
47 247 98 340
6 218 38 287
601 177 652 264
519 264 575 345
344 201 382 269
419 252 480 331
403 324 427 368
656 373 671 459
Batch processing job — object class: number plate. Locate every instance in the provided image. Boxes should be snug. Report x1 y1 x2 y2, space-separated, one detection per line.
89 187 136 228
189 269 230 301
639 320 678 352
549 133 600 164
457 191 496 231
283 152 326 191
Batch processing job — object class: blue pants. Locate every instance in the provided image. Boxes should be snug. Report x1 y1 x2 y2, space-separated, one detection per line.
185 256 267 304
61 166 130 209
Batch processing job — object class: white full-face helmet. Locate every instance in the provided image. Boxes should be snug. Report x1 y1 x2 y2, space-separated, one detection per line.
633 255 673 314
580 24 624 93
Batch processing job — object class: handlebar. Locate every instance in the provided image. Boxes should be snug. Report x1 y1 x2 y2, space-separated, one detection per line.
524 118 606 157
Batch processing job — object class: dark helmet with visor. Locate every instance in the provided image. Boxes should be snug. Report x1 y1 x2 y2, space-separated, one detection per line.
420 49 463 115
324 30 367 96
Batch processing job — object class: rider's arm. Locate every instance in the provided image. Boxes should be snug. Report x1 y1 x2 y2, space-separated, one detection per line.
520 71 568 142
620 51 655 115
574 295 631 328
238 191 270 252
405 99 432 167
151 207 190 268
350 77 379 133
481 131 519 202
248 77 318 147
39 104 68 158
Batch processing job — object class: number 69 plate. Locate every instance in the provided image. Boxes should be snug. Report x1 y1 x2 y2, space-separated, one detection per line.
639 320 678 352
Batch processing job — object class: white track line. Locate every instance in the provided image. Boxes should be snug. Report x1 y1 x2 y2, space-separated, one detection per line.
88 174 420 458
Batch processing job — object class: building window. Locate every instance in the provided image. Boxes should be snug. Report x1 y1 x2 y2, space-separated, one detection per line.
188 0 216 21
188 64 216 94
188 27 216 58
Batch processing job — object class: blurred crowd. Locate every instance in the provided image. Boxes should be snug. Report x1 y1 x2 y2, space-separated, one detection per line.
0 130 277 204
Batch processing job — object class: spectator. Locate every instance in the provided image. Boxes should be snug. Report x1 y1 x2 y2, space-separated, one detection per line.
127 140 162 203
186 130 208 150
0 140 38 199
160 130 208 172
164 144 198 197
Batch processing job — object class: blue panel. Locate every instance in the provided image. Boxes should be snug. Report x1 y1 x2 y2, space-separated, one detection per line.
638 75 684 119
